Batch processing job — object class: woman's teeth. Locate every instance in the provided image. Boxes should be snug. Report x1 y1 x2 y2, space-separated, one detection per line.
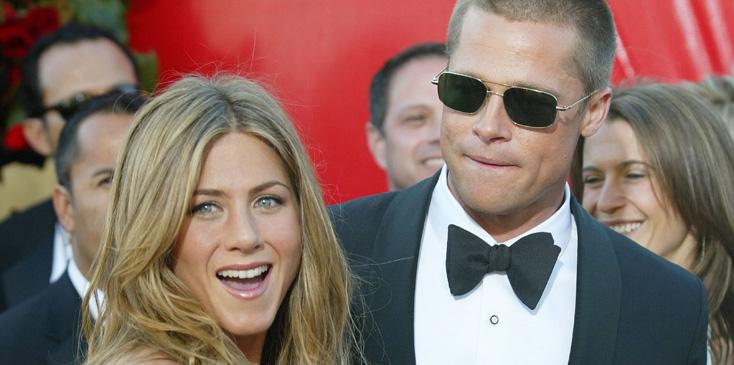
217 265 269 279
609 222 642 234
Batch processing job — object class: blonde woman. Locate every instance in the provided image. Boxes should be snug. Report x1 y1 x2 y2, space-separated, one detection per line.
82 75 356 364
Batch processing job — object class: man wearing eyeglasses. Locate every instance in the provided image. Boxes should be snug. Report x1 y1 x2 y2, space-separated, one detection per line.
0 92 141 364
366 42 447 191
333 1 708 364
0 23 138 312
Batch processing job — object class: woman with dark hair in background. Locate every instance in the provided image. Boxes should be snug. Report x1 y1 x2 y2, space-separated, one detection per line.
573 83 734 364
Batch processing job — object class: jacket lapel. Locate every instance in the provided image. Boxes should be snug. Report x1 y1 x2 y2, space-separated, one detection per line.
567 198 621 365
363 174 438 365
45 273 83 364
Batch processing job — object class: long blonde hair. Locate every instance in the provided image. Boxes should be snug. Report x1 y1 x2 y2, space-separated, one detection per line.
82 75 356 364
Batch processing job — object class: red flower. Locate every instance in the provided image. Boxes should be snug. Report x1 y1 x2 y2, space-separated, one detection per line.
0 5 59 61
3 4 17 22
3 124 28 151
0 23 33 59
24 6 60 39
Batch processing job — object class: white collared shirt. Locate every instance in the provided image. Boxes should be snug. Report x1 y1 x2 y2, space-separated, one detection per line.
414 166 578 364
50 223 72 283
67 257 102 321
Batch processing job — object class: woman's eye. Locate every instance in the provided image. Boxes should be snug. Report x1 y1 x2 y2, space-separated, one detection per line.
582 175 602 185
98 175 113 187
254 196 283 210
190 202 220 216
625 171 646 179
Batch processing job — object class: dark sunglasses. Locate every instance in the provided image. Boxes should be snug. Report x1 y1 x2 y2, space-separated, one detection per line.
432 71 596 128
34 84 138 121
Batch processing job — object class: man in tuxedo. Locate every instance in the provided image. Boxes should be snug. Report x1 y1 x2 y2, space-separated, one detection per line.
366 42 447 191
333 0 709 364
0 23 138 312
0 92 142 364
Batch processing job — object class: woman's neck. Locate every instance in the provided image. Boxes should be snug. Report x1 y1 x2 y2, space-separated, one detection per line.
236 334 266 364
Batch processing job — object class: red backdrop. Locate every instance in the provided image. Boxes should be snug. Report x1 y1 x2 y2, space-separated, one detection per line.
127 0 734 204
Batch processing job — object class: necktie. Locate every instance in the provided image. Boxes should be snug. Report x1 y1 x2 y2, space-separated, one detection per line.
445 224 561 310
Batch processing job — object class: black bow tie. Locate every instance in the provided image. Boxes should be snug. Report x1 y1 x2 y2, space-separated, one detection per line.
445 224 561 310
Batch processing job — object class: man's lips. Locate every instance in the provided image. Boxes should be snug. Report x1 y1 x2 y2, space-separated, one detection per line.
466 154 516 167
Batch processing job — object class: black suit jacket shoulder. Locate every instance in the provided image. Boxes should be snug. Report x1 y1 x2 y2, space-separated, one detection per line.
0 272 83 365
331 175 708 365
0 199 56 312
0 199 55 268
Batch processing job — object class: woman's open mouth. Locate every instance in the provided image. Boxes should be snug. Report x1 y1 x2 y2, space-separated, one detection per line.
216 264 271 299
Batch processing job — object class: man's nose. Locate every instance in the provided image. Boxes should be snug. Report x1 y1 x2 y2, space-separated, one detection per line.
427 112 442 144
472 93 512 143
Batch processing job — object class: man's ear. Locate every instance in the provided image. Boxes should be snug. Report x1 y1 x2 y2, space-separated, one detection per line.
52 185 75 234
22 118 54 156
580 86 612 138
366 122 387 170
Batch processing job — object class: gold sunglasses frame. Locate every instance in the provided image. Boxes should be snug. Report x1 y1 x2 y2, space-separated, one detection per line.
431 70 597 128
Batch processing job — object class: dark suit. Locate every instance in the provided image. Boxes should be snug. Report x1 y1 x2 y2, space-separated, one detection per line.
331 174 708 365
0 272 83 365
0 199 56 312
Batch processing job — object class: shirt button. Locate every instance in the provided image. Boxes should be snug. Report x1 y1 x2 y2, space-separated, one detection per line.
490 315 499 325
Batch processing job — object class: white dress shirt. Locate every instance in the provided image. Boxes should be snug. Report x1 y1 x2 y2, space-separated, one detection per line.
67 257 102 321
414 166 578 364
50 223 72 283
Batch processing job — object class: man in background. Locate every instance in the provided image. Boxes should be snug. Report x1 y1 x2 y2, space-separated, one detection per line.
0 92 142 364
0 23 138 312
366 42 447 191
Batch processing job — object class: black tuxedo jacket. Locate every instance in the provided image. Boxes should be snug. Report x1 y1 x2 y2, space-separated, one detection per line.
0 272 83 365
331 174 708 365
0 199 56 312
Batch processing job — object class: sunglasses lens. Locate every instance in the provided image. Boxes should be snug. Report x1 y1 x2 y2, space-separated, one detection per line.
437 73 487 113
503 87 557 127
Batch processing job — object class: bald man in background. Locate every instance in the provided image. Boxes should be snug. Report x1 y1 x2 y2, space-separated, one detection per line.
0 92 143 364
0 23 138 312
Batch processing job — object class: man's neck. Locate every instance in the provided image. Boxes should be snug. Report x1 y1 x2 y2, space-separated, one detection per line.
450 181 566 242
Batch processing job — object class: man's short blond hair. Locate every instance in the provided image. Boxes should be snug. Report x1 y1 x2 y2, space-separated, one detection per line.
447 0 616 93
